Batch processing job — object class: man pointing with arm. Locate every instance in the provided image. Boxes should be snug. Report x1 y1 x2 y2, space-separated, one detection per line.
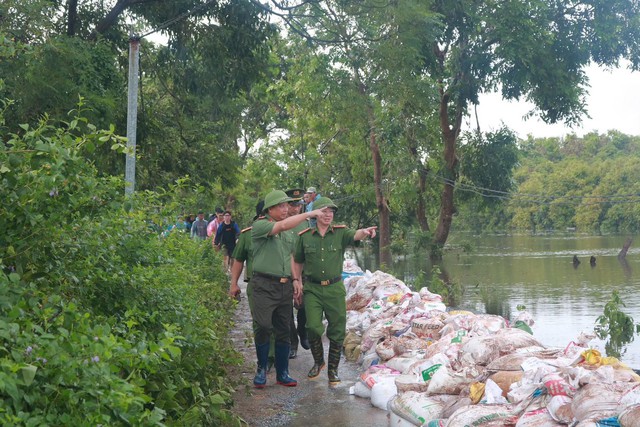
292 196 377 385
250 190 328 388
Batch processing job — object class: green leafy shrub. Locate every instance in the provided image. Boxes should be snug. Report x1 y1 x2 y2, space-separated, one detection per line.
0 105 242 425
595 290 640 359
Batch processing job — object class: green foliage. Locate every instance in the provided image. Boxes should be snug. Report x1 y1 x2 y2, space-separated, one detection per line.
458 127 519 205
0 107 242 425
509 132 640 232
595 290 640 359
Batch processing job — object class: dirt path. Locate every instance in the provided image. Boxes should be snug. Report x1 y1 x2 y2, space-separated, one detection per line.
229 280 389 427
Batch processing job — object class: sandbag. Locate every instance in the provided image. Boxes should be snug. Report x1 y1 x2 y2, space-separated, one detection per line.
388 391 445 426
445 404 515 426
376 336 399 361
487 349 562 371
489 370 524 397
359 366 401 389
571 383 634 422
386 356 423 374
427 365 483 395
468 314 509 335
617 383 640 411
395 374 429 393
343 330 362 361
370 376 397 411
352 380 372 398
547 395 573 424
389 409 419 427
419 287 444 302
411 317 444 340
515 408 563 427
543 372 578 397
441 396 472 419
346 284 373 311
460 328 544 366
619 404 640 427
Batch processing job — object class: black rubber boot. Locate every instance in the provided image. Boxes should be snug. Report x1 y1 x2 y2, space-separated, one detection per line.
289 309 299 355
254 342 270 388
327 340 342 385
298 306 309 350
307 338 325 379
275 343 297 387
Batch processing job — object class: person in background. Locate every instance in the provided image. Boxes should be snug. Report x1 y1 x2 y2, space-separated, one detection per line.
185 214 194 234
285 188 310 359
304 187 321 227
215 211 240 273
250 190 327 389
293 196 377 386
207 207 224 243
190 211 208 240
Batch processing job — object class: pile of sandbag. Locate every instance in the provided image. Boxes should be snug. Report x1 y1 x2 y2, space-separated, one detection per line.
343 261 640 426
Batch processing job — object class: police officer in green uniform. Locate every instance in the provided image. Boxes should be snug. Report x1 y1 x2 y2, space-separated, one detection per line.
285 188 310 359
292 197 377 385
250 190 327 388
229 200 278 371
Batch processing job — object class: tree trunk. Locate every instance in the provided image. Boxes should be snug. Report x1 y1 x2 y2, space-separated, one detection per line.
407 136 430 232
416 166 430 232
432 89 461 260
356 75 392 268
90 0 132 39
618 237 633 259
66 0 78 36
369 130 392 267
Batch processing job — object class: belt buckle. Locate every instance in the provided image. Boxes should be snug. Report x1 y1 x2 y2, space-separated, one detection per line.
320 279 330 286
279 277 289 284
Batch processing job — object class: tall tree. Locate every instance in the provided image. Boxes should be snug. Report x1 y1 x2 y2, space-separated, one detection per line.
416 0 640 258
264 0 440 267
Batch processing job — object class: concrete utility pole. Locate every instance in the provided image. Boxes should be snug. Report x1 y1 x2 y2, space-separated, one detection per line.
125 36 140 196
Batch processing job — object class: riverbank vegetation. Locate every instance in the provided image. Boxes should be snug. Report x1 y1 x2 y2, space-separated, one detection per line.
456 131 640 234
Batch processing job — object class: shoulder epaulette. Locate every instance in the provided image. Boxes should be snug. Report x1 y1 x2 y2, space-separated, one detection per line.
333 224 347 229
298 227 312 236
241 226 252 233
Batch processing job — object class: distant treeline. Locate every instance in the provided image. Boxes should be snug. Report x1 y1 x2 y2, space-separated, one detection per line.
455 131 640 233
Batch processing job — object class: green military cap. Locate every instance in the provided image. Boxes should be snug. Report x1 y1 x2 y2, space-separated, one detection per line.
263 190 293 211
285 188 305 200
314 196 338 212
285 188 305 204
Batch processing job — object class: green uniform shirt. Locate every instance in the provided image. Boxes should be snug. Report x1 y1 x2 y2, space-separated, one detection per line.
294 224 357 282
231 226 253 280
291 221 308 235
252 214 295 277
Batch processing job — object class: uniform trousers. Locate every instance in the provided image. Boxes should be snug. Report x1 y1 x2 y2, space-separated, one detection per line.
250 274 293 345
303 280 346 344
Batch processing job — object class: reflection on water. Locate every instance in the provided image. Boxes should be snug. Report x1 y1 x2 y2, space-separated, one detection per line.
353 233 640 368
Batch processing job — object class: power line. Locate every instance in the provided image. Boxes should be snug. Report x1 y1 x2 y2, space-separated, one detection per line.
328 172 640 209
